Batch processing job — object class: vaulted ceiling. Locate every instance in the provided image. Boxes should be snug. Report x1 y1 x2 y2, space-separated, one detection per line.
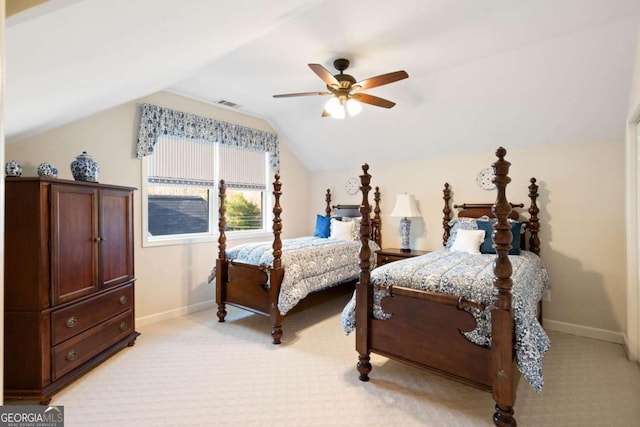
6 0 640 170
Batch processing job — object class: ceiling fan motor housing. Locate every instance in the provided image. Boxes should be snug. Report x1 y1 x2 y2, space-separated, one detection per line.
328 75 356 92
330 58 356 92
333 58 350 71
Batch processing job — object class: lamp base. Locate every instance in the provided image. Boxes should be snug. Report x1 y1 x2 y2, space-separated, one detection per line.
399 217 411 252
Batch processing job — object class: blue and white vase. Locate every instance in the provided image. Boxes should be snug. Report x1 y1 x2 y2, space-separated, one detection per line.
5 160 22 177
37 162 58 178
70 151 99 182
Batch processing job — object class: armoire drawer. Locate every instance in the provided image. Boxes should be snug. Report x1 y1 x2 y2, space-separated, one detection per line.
52 309 134 380
51 283 133 346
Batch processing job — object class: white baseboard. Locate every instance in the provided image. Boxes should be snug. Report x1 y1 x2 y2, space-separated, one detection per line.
134 305 629 347
135 299 215 328
543 318 624 344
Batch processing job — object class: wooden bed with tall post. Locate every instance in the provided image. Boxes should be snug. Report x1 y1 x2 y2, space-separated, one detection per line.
352 148 545 426
215 173 382 344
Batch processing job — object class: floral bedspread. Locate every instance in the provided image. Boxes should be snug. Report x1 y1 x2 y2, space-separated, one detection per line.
341 248 551 391
209 236 380 315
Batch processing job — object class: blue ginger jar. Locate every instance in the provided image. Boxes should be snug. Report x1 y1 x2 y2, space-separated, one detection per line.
37 162 58 178
70 151 99 182
5 160 22 177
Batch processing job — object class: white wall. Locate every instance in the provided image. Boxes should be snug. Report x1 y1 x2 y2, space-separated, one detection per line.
4 89 630 342
311 139 627 341
5 91 312 325
625 29 640 361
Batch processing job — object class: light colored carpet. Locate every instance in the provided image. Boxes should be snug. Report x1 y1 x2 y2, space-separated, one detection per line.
5 290 640 426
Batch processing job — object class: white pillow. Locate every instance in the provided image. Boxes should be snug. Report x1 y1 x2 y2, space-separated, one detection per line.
450 229 486 254
340 216 362 240
329 218 355 240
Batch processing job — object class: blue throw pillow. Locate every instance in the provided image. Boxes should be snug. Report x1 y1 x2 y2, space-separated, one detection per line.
477 220 522 255
313 214 331 238
510 222 522 255
476 220 495 253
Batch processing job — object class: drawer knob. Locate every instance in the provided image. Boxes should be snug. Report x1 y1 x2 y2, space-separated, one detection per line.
65 316 78 328
119 295 127 305
119 321 127 331
66 349 78 361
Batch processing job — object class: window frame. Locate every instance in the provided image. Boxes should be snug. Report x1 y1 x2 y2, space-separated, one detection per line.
141 145 273 248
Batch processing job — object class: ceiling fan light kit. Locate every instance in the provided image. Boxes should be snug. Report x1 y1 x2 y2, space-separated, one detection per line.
324 97 346 119
323 97 362 119
346 98 362 116
273 58 408 118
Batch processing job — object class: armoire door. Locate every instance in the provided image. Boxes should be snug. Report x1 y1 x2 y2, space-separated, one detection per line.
99 188 135 288
50 184 100 305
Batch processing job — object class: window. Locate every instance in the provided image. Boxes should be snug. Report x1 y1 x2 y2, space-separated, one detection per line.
142 135 270 246
136 103 280 246
218 144 269 236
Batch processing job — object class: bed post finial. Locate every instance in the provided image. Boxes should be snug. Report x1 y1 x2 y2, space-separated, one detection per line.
373 186 382 247
359 164 372 250
358 164 372 281
218 180 227 260
442 183 452 246
491 147 516 426
272 174 283 270
325 189 332 217
356 163 373 382
528 177 541 255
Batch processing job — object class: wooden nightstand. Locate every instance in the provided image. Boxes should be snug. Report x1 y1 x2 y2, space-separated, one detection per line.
376 248 430 266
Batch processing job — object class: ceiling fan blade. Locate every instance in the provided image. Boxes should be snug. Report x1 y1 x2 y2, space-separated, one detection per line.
273 91 332 98
308 63 340 87
351 93 396 108
353 71 409 92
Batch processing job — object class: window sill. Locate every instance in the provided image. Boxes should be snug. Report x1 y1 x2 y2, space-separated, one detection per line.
142 230 274 248
227 230 273 241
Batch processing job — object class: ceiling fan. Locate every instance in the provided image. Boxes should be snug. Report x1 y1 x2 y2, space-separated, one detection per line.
273 58 409 118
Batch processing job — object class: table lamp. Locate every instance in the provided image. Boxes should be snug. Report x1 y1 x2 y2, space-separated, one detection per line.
390 194 421 252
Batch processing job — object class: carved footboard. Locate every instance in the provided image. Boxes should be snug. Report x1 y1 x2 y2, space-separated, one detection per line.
371 287 493 389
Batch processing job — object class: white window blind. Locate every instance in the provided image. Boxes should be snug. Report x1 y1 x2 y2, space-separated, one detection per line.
148 135 216 186
219 144 267 189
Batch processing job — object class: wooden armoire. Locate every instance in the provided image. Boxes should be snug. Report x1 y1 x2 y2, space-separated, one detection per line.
4 177 139 404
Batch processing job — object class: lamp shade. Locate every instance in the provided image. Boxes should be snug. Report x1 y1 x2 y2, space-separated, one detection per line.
390 194 421 218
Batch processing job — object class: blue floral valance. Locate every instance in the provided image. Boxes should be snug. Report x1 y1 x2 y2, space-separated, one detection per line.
136 103 280 172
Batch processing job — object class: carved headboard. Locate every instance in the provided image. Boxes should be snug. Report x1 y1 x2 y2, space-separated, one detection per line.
324 187 382 247
441 178 541 255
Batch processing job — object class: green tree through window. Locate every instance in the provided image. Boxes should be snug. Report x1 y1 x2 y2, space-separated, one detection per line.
226 193 262 230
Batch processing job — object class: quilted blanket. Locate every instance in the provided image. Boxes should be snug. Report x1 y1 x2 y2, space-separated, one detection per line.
341 248 551 392
209 236 380 315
